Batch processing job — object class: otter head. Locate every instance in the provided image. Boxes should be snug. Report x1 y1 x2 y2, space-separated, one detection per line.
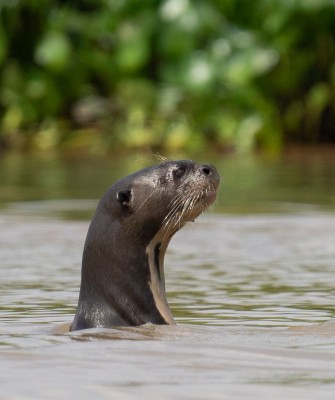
111 160 219 241
71 160 220 331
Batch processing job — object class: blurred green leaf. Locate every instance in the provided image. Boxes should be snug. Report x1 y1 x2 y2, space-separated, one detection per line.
0 0 334 151
35 31 71 71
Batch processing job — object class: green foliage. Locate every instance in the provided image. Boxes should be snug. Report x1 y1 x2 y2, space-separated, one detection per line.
0 0 334 153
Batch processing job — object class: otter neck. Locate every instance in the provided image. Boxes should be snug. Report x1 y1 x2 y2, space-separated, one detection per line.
72 224 176 330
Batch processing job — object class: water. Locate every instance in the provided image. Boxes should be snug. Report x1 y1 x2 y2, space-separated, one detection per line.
1 149 335 399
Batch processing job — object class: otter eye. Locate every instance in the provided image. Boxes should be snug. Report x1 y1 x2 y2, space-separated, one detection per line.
173 167 186 178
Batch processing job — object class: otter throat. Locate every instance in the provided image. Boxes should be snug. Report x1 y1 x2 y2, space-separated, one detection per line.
146 226 179 325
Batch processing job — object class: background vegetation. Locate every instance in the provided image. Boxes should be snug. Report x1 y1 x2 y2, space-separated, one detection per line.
0 0 335 153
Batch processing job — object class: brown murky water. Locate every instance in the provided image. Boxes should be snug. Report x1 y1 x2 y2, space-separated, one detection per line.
0 149 335 399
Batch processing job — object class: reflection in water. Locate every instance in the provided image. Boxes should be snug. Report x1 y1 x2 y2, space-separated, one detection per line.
0 148 335 213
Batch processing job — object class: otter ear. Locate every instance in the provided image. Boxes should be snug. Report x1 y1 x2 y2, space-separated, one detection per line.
116 189 132 207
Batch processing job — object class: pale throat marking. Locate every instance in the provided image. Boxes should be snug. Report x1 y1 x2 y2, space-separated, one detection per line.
145 226 176 325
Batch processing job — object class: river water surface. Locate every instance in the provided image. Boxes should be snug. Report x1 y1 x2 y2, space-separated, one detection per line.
0 149 335 399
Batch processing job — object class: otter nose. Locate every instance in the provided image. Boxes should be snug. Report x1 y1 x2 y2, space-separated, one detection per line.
200 164 214 176
199 164 220 187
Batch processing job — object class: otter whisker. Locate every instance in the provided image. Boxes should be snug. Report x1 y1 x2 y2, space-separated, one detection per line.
162 199 180 224
163 193 187 224
175 194 195 228
163 203 184 230
162 191 193 237
184 191 198 212
135 186 160 211
162 212 180 235
188 192 200 212
168 192 187 209
162 212 181 241
163 204 182 227
161 175 218 242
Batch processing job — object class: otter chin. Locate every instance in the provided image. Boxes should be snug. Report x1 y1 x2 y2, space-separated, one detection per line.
71 160 220 331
